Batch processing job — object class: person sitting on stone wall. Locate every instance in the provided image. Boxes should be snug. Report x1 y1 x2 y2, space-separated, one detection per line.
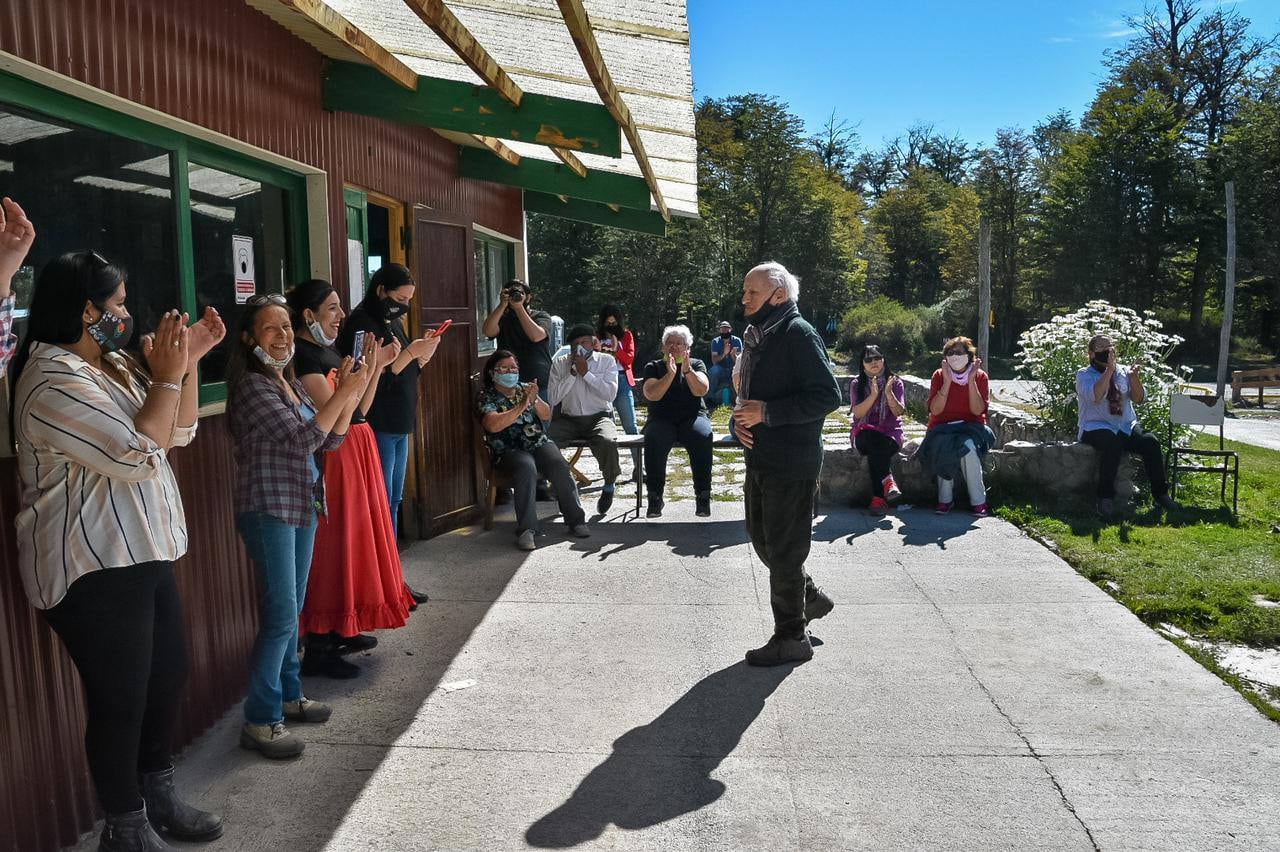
641 324 713 518
848 344 906 515
1077 334 1178 519
916 336 994 517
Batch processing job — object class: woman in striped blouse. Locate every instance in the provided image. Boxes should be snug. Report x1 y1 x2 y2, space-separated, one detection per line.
12 251 226 851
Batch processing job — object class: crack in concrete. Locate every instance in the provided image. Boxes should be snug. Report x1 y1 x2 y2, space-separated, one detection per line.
898 558 1102 852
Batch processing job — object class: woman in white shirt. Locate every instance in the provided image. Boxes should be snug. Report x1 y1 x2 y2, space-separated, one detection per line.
1076 334 1177 519
11 251 226 852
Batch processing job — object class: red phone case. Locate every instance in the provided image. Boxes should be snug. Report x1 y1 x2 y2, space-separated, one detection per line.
432 319 453 337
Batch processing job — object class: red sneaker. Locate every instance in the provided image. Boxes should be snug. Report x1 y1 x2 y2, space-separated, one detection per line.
935 501 953 514
882 475 902 502
869 496 889 515
972 503 990 517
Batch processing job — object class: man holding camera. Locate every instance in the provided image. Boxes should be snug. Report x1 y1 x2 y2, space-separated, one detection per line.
483 280 555 398
547 324 621 515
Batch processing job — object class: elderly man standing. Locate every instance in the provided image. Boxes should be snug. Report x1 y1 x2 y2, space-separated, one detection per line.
732 261 841 666
548 324 621 515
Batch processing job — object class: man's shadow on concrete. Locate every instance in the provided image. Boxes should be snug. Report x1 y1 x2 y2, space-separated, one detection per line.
525 661 792 848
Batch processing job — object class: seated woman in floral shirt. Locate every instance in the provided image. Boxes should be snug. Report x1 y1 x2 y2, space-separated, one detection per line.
477 349 588 551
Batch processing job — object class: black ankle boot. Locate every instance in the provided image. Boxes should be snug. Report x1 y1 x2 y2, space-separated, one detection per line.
695 491 711 517
140 767 224 842
97 808 173 852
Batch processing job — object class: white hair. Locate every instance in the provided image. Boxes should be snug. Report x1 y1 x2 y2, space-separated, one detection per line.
661 324 694 348
747 260 800 301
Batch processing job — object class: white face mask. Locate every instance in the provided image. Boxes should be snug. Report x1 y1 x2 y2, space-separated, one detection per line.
307 318 337 347
254 344 294 369
946 354 970 372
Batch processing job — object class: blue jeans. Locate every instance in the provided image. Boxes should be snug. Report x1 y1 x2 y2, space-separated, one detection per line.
614 373 640 466
375 431 410 536
237 510 317 726
709 364 735 408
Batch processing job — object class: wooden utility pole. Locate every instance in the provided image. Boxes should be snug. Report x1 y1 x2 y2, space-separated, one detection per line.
1216 182 1237 400
977 218 991 366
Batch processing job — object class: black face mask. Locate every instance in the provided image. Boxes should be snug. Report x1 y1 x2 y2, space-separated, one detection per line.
720 332 732 339
1091 350 1110 370
382 297 408 320
605 324 622 336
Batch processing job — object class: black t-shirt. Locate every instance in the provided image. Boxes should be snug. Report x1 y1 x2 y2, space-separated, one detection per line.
337 303 421 435
293 338 367 426
642 357 708 423
494 307 554 386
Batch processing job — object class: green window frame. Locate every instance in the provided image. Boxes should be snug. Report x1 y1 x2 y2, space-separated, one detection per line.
474 231 517 355
0 69 311 406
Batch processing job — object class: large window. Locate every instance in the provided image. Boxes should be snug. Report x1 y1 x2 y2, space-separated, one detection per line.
0 71 308 404
474 232 515 354
0 107 182 335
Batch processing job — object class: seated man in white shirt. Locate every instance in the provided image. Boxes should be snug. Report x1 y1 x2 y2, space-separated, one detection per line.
548 324 621 514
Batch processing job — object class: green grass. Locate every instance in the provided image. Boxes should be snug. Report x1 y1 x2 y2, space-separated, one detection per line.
996 434 1280 648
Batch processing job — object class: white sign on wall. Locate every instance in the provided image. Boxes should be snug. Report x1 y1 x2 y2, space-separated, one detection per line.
233 235 255 304
347 238 365 307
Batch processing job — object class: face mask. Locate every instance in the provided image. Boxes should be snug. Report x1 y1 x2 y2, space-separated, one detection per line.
576 344 592 358
946 354 970 372
382 297 408 320
721 332 732 339
495 372 520 389
605 324 622 335
674 354 684 364
254 344 294 369
87 307 134 353
307 318 337 347
1092 350 1110 365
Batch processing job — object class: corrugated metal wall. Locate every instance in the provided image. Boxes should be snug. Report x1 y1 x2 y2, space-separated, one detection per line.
0 1 523 849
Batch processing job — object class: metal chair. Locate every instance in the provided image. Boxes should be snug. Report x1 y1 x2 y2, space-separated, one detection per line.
1166 393 1239 515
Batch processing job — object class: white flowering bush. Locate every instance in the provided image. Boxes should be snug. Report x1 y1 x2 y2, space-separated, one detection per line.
1015 300 1192 438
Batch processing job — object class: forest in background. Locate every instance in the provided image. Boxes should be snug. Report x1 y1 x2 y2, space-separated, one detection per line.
528 0 1280 371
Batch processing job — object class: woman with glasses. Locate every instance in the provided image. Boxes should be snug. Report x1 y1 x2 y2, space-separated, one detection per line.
917 336 994 516
11 248 226 850
337 264 439 602
227 293 374 760
477 349 588 551
848 344 906 514
286 279 414 679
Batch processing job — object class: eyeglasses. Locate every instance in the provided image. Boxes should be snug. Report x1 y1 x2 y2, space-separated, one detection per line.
863 355 884 363
246 293 287 307
493 365 519 374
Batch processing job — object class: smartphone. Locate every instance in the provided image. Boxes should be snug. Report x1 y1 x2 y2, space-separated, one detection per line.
431 319 453 338
352 330 366 371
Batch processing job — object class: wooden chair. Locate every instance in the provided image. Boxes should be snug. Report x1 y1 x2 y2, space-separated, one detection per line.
1167 393 1239 515
476 419 514 531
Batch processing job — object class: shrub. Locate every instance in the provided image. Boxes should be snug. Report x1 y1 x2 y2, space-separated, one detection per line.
837 296 927 360
1015 300 1192 437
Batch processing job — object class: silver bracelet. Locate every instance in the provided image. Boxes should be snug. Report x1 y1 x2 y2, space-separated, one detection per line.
151 381 182 393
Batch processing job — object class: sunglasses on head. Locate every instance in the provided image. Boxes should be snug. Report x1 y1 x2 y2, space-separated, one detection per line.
246 293 287 307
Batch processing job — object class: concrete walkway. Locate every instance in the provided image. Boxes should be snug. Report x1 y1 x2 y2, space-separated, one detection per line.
89 502 1280 851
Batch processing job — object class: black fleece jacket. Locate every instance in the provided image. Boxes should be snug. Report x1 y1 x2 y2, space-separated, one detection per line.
741 311 840 480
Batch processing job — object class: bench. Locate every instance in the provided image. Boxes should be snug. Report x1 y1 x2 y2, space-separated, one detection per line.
1232 366 1280 407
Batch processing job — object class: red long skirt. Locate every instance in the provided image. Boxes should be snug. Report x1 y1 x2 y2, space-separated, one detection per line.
300 422 413 636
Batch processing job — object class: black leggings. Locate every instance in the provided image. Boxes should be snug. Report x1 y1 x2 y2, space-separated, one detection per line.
42 561 188 815
855 429 901 498
1080 426 1168 499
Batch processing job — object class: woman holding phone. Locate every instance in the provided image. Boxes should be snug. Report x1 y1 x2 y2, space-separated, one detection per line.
338 264 440 602
288 279 415 679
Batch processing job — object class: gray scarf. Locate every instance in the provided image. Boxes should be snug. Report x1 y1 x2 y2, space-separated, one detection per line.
738 300 799 401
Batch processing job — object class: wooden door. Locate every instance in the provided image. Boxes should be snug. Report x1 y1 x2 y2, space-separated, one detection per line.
410 209 481 535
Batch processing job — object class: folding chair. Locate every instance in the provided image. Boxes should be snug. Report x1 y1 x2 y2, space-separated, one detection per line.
1167 393 1239 515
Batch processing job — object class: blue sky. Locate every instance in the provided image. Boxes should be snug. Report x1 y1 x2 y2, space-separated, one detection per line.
688 0 1280 148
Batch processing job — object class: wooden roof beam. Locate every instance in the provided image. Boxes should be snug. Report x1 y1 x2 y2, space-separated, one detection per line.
525 191 666 237
272 0 418 90
555 0 670 221
473 135 521 166
552 147 588 178
459 148 650 209
400 0 524 106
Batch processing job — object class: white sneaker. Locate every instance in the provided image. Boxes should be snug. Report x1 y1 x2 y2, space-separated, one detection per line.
516 530 536 551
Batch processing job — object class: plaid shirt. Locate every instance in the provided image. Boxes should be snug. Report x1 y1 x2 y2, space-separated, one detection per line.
0 295 18 377
229 372 344 527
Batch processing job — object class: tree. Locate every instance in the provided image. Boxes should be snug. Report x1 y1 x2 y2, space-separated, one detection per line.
975 128 1037 351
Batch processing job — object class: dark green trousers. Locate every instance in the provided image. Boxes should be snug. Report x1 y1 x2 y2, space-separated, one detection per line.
744 469 819 639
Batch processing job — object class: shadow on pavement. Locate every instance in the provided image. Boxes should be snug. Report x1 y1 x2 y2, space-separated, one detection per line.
811 510 893 543
586 520 751 561
524 661 792 848
895 509 976 549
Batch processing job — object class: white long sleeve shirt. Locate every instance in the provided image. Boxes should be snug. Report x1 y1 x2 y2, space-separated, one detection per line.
548 350 618 416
